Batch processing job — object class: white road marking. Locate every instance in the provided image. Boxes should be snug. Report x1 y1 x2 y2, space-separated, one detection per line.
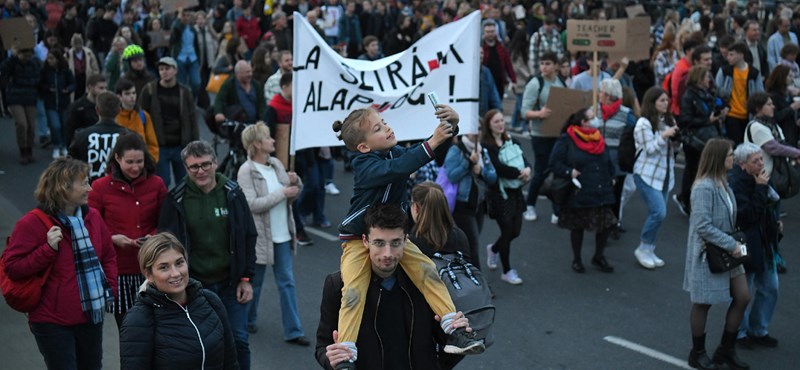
603 336 692 369
305 226 340 242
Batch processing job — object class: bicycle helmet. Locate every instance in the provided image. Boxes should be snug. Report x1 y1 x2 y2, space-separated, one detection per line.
122 44 145 61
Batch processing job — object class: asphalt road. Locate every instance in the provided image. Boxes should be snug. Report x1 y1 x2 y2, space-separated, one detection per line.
0 111 798 370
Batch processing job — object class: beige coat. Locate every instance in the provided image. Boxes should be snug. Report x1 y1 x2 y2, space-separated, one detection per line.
238 158 302 265
66 46 101 100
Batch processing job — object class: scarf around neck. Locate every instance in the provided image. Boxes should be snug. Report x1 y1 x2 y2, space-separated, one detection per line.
601 99 622 121
567 125 605 155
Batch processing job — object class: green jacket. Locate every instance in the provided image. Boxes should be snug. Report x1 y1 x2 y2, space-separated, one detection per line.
213 78 267 123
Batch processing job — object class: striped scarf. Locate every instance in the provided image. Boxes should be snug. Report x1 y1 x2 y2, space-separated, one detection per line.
58 208 113 324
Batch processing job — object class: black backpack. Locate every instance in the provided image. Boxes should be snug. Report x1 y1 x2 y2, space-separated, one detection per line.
618 115 640 173
431 252 495 348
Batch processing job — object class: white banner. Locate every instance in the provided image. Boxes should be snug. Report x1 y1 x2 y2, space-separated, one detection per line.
291 11 481 153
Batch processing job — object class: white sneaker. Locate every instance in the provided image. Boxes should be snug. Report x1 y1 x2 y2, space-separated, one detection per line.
650 251 665 267
634 248 656 269
523 206 538 221
551 214 559 224
486 244 498 270
52 148 61 159
325 182 341 195
501 269 523 285
60 148 68 156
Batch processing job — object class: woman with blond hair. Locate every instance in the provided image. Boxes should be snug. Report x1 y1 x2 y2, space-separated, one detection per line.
237 122 309 345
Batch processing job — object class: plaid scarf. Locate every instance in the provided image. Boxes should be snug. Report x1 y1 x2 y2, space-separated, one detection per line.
58 208 113 324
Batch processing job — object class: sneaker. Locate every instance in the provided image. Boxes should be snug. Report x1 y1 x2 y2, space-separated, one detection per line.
501 269 523 284
247 324 258 333
325 182 341 195
523 205 538 221
486 244 498 270
444 328 485 355
650 251 665 267
52 148 61 159
749 334 778 347
672 194 689 217
551 214 559 224
634 248 656 269
61 148 68 157
296 231 314 246
285 336 311 346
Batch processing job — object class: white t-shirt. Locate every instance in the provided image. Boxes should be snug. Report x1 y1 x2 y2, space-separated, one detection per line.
745 121 785 175
254 162 292 244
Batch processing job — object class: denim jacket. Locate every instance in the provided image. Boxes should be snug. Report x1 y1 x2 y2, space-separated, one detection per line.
444 143 497 204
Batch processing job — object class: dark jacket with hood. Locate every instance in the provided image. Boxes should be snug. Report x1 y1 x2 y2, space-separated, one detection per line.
549 133 616 209
728 165 780 274
120 278 239 370
38 65 76 111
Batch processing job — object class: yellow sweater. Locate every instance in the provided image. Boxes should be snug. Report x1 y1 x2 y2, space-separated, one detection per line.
116 109 160 163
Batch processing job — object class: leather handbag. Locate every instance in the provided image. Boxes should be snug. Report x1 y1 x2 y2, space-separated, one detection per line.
540 170 572 205
702 231 747 273
206 73 229 94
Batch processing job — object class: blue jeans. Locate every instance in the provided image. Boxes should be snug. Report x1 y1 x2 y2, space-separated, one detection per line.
527 136 558 214
36 99 49 138
633 174 668 245
738 265 779 338
205 281 251 370
320 156 335 184
30 321 103 370
247 241 305 340
45 109 65 148
511 93 524 130
177 58 201 99
297 154 327 224
156 146 186 188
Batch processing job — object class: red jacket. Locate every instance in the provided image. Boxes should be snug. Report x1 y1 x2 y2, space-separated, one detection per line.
481 42 517 91
236 16 261 50
89 173 167 274
3 207 118 326
670 57 691 116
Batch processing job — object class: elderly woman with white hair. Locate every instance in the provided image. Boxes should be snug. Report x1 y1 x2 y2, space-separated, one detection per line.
594 78 635 238
236 122 310 345
728 142 782 350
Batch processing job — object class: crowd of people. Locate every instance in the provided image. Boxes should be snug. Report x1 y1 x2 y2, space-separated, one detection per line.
2 0 799 369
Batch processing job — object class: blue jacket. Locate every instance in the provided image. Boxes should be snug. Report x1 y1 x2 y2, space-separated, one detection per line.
480 65 501 116
444 142 497 206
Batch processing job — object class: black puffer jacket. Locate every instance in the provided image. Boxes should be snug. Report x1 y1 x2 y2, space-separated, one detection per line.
549 133 616 209
120 278 238 370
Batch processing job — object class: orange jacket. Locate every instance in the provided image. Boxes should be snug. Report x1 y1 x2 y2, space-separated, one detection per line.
116 109 160 163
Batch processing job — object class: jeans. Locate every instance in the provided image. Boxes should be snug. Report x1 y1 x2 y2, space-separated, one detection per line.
527 136 558 213
634 174 668 245
320 156 335 184
156 146 186 188
45 109 66 149
247 242 305 340
738 266 779 338
297 153 327 224
178 58 201 99
205 281 251 370
36 99 49 138
30 321 103 370
511 93 524 130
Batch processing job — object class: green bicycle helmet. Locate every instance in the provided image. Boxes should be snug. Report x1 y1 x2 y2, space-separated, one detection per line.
122 44 145 61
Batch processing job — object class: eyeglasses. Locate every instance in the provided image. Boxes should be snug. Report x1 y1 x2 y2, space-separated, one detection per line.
186 161 214 173
366 237 406 248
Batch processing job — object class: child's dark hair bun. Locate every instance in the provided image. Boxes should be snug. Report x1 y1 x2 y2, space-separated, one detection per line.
332 120 343 132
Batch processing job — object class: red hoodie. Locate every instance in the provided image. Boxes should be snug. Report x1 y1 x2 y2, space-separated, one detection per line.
670 57 691 115
269 92 292 124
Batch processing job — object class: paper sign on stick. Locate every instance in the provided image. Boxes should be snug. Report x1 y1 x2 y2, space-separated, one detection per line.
540 87 592 137
161 0 200 14
0 18 35 50
566 18 651 61
625 5 646 18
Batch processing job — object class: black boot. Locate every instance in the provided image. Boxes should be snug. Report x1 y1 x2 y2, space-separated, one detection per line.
688 334 718 369
713 331 750 370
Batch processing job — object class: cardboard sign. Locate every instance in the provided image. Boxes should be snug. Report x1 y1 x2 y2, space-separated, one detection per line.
147 31 171 50
540 87 592 137
566 18 651 61
161 0 200 14
625 5 646 18
0 18 35 51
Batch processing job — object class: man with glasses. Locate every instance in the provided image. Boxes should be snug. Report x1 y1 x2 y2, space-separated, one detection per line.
158 140 257 370
316 203 474 370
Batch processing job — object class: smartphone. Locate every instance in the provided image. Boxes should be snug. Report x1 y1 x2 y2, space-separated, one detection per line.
427 91 441 111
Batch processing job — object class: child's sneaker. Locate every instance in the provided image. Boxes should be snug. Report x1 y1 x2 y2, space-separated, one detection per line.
444 328 485 355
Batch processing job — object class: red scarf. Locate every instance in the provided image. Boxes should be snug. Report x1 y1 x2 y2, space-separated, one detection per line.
269 93 292 124
601 99 622 121
567 125 605 155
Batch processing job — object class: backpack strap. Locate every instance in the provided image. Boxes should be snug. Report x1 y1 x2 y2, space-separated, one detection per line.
139 110 146 131
29 209 55 230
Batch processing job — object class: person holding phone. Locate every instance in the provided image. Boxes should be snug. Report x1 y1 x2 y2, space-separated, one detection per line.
88 134 167 328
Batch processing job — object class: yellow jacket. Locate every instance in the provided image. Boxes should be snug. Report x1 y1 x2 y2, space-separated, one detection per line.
116 109 160 163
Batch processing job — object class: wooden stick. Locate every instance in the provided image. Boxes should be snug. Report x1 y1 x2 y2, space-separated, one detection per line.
592 50 599 116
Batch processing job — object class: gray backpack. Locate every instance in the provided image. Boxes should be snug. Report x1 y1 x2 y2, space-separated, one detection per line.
432 252 495 348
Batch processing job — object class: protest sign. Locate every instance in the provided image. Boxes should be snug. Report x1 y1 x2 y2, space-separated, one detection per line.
625 5 646 18
541 87 592 137
291 10 481 153
0 18 35 50
147 31 170 50
566 17 650 61
161 0 200 14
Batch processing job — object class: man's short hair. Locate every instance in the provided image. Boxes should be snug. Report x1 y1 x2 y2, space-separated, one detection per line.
544 14 556 26
729 42 749 56
279 71 292 88
733 15 747 28
362 35 378 49
781 43 799 59
744 20 759 32
272 10 286 22
115 78 135 94
364 203 407 233
96 91 121 118
682 38 701 54
540 51 558 64
733 142 762 165
181 140 217 163
481 19 497 28
87 74 107 87
718 35 736 50
691 45 712 63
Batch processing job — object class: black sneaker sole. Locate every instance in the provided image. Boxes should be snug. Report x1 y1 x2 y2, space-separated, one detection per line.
444 342 485 355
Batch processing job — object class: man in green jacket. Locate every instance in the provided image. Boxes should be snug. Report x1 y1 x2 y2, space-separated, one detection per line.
213 60 268 125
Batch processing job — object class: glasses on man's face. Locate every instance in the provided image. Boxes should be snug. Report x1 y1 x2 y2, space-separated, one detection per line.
366 237 406 248
186 161 214 173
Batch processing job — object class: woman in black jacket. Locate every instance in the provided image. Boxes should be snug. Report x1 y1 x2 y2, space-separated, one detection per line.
39 47 76 159
120 233 238 370
676 65 727 215
549 107 617 273
764 65 800 148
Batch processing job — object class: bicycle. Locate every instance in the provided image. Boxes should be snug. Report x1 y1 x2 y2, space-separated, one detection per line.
216 120 251 181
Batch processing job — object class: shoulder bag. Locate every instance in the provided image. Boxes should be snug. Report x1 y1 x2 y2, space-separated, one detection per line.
1 209 56 312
